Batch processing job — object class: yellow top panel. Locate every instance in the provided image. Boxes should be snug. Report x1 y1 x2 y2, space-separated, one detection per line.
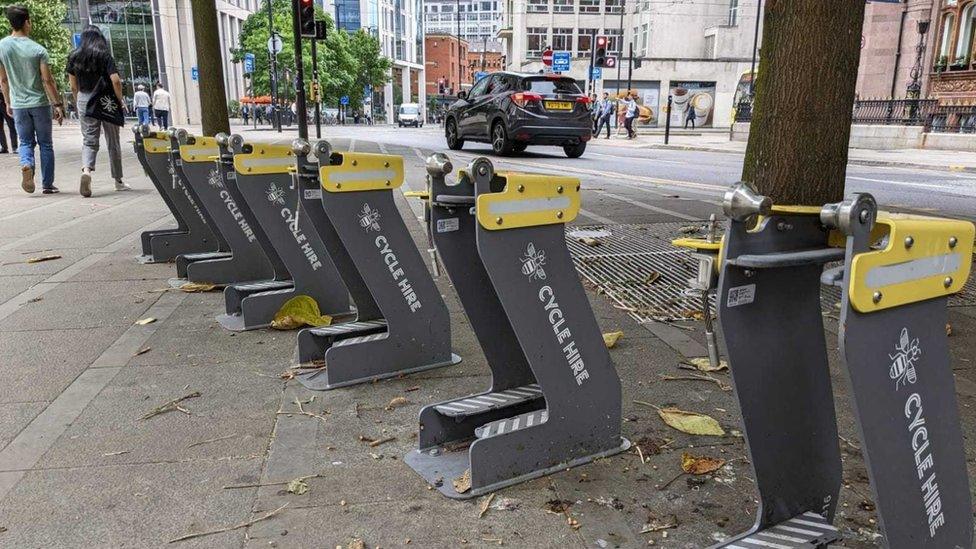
319 152 404 193
232 143 295 175
143 137 170 154
178 136 219 163
848 213 974 313
476 172 580 230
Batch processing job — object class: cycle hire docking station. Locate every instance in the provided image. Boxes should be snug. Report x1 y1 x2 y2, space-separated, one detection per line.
291 139 460 390
169 129 277 287
132 125 219 264
404 155 629 499
215 134 351 331
714 182 973 549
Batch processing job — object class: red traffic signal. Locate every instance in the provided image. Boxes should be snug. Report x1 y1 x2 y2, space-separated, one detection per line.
299 0 316 38
594 35 609 68
596 35 608 48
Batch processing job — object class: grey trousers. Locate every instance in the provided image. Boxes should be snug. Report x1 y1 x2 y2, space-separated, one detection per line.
77 91 123 180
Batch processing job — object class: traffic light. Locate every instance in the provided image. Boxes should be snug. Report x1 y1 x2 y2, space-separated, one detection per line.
299 0 316 38
314 19 327 40
594 35 608 67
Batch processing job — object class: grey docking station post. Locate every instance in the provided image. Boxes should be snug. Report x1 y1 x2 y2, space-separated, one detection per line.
132 125 220 264
291 139 460 390
214 134 351 331
713 183 973 549
403 155 629 499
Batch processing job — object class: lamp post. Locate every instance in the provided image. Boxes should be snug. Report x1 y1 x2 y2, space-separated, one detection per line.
906 19 930 124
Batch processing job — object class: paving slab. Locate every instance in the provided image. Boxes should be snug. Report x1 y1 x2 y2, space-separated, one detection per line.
0 401 46 449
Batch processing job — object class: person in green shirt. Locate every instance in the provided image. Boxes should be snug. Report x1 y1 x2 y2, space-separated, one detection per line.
0 5 65 194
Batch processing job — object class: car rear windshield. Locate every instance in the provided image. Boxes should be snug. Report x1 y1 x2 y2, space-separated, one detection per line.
523 77 583 96
400 106 419 114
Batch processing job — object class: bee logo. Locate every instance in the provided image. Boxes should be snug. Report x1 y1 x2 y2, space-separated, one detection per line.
520 243 547 281
889 327 921 389
358 203 381 232
266 183 286 205
99 95 119 114
207 168 224 189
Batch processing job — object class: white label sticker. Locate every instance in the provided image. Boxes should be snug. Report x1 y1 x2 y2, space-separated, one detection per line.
436 217 460 233
226 171 236 180
304 188 322 200
727 284 756 308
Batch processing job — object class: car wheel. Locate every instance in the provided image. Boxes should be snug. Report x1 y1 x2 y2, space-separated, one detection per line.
446 119 464 150
491 122 513 156
513 142 528 153
564 142 586 158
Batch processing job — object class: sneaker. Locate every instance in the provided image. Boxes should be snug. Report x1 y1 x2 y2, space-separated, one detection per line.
80 170 92 197
114 179 132 192
42 186 60 194
21 166 34 193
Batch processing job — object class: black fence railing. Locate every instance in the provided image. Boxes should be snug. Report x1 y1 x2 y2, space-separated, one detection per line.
735 98 976 134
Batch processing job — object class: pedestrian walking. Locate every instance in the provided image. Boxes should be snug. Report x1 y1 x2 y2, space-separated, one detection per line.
241 104 249 125
621 92 638 139
132 83 151 126
594 92 614 139
0 5 65 194
684 105 696 129
0 90 17 153
152 82 170 129
67 25 129 197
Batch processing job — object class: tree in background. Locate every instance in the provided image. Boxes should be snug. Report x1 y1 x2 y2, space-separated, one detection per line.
0 0 71 88
348 29 391 109
740 1 866 205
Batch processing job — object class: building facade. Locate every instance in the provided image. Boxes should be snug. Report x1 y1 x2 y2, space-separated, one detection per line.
930 0 976 102
425 33 469 95
498 0 761 127
424 0 503 52
467 48 504 82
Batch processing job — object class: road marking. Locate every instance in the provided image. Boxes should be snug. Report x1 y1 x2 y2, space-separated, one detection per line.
848 176 976 193
348 139 356 152
578 208 616 225
595 190 701 221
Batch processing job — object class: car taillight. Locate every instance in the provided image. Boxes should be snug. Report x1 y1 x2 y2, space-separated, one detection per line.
512 92 543 108
576 96 592 104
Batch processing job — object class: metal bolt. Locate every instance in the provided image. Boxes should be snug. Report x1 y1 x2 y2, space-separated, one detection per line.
352 160 358 166
385 180 391 186
873 291 883 304
904 236 914 249
859 209 869 224
944 277 953 288
776 221 793 232
556 211 564 219
429 448 440 457
517 184 525 192
246 167 252 173
478 165 488 176
576 184 580 192
384 161 390 168
557 185 564 194
949 236 958 248
743 269 756 278
495 217 503 225
336 182 342 189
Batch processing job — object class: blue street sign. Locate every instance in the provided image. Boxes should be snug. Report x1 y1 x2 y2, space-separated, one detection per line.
340 95 350 106
243 53 255 74
474 71 489 82
191 66 199 81
73 33 81 48
552 51 571 72
591 67 603 80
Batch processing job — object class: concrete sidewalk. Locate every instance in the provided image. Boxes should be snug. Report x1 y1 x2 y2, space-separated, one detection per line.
0 128 972 548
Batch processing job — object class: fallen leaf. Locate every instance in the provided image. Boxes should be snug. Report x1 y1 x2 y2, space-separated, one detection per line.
680 452 725 475
347 539 366 549
644 272 661 284
286 478 309 495
946 323 953 337
385 396 410 410
684 357 728 372
603 331 624 349
544 499 573 514
26 254 61 264
135 317 157 326
179 281 217 293
453 469 472 494
658 407 725 436
490 497 520 512
271 295 332 330
578 237 601 247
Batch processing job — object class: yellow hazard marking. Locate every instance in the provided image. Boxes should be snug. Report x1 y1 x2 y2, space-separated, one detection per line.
232 143 295 175
178 136 219 163
849 213 975 313
671 237 722 252
143 137 170 154
476 172 580 230
320 152 404 193
403 191 429 200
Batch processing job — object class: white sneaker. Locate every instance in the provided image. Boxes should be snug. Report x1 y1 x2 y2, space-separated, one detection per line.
115 179 132 191
80 170 92 198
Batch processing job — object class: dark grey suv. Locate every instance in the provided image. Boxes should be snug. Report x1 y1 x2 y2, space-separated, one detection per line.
444 72 593 158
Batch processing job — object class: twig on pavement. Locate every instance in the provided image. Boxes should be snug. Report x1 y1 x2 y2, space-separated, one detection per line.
168 503 288 543
141 392 201 420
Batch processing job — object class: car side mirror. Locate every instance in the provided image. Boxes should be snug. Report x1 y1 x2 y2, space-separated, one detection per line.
458 91 468 100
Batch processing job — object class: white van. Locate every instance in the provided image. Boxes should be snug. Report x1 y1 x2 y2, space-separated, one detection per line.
398 103 423 128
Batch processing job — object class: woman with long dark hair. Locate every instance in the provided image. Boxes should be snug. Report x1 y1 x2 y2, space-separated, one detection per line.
66 25 129 197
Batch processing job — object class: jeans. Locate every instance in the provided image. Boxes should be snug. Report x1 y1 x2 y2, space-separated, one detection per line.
78 92 124 181
595 114 613 138
0 107 16 151
136 107 151 126
12 106 54 188
154 109 169 129
624 116 636 138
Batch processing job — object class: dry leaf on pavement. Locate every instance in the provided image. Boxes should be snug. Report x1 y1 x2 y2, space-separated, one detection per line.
385 396 410 410
26 254 62 264
135 317 157 326
658 407 725 436
453 469 472 494
179 282 217 293
684 357 728 372
603 331 624 349
347 539 366 549
680 452 725 475
286 478 309 495
271 295 332 330
578 237 601 247
544 499 573 514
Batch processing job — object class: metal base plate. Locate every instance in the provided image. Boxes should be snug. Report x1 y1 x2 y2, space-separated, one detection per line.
295 353 461 391
403 437 630 499
215 313 250 332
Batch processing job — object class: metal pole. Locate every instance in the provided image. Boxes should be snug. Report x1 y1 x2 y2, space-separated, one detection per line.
626 42 632 92
290 0 308 138
269 0 281 132
748 0 761 96
614 0 624 95
456 0 462 93
312 36 321 138
664 94 672 144
587 29 596 95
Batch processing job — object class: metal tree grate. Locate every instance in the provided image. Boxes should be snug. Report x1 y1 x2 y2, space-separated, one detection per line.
566 223 976 324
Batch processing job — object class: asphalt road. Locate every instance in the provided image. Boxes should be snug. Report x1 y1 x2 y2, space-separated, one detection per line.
273 124 976 224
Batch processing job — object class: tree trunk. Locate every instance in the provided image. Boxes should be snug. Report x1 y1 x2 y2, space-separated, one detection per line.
741 1 866 206
190 0 231 135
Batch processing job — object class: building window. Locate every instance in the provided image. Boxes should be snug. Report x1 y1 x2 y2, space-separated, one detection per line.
552 28 573 51
553 0 573 12
956 4 975 65
527 0 549 12
938 13 954 63
605 0 621 14
704 35 715 58
605 29 621 54
728 0 738 26
527 27 547 56
640 23 649 56
579 0 599 12
577 28 597 52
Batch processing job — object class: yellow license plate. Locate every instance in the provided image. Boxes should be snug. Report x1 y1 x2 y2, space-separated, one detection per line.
545 101 573 111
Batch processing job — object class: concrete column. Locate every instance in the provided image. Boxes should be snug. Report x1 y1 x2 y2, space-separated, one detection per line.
418 67 427 122
401 67 412 104
384 80 394 124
